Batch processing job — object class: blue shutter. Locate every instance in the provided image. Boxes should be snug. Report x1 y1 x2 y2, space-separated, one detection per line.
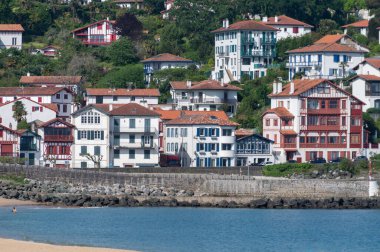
91 131 95 140
196 128 200 136
208 128 212 136
208 158 211 167
101 131 104 140
318 54 322 62
343 55 347 62
87 130 90 140
196 143 199 152
333 55 339 63
216 158 220 167
204 128 208 137
216 128 220 137
228 158 231 167
77 130 81 140
196 157 200 167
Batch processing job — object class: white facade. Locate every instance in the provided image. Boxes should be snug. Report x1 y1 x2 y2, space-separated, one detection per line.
71 19 119 45
87 95 158 106
354 59 380 76
164 123 237 167
0 98 57 130
115 0 144 9
212 19 277 83
0 24 23 50
351 76 380 112
262 15 313 40
287 52 365 80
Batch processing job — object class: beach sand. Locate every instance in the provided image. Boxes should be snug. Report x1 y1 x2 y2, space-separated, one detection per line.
0 238 137 252
0 197 38 207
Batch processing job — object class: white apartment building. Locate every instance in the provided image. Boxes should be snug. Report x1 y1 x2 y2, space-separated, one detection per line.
0 87 75 118
263 79 366 163
164 114 239 167
0 98 57 130
20 75 83 94
113 0 144 9
71 103 160 168
353 58 380 76
211 19 278 83
170 80 242 117
86 88 160 106
262 15 313 40
350 75 380 111
342 20 369 37
141 53 193 84
287 34 366 80
0 24 24 50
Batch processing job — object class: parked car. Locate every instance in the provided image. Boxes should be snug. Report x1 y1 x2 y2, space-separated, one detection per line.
353 156 368 162
329 157 344 163
309 158 327 164
258 161 274 166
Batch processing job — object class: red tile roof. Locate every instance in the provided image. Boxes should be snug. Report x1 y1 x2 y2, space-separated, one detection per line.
20 76 82 84
155 109 229 120
39 118 75 128
71 20 115 33
350 75 380 82
0 97 58 113
287 42 364 53
0 124 20 135
342 20 369 28
86 88 160 97
166 114 239 126
263 107 294 119
359 58 380 69
170 80 242 91
0 87 69 96
0 24 24 32
235 128 256 137
264 15 313 28
314 34 345 44
212 20 278 33
109 103 160 116
141 53 192 63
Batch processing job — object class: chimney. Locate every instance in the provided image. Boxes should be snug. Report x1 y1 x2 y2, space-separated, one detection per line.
109 104 113 112
289 81 294 94
107 17 109 21
223 18 229 28
27 72 30 77
262 16 268 22
272 81 277 94
186 80 192 88
275 16 278 22
277 81 282 93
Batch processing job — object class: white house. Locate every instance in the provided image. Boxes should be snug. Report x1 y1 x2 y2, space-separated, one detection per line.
263 79 367 163
235 133 274 166
164 114 239 167
20 75 82 94
170 79 242 117
113 0 144 9
0 98 57 130
262 15 313 40
342 20 369 37
141 53 193 84
0 87 75 119
71 103 160 168
0 24 24 50
350 75 380 111
71 18 119 46
353 58 380 76
211 19 278 83
161 0 174 19
86 88 160 106
287 34 366 80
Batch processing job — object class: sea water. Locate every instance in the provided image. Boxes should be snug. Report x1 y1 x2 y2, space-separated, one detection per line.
0 206 379 252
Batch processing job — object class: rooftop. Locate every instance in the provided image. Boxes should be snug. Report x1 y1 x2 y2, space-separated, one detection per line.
20 76 82 84
264 15 313 28
170 80 242 91
263 107 294 119
355 58 380 70
155 109 229 120
71 20 116 33
212 20 278 33
350 75 380 82
166 114 239 126
342 20 369 28
141 53 193 63
314 34 345 44
0 24 24 32
0 87 69 96
287 42 365 54
86 88 160 97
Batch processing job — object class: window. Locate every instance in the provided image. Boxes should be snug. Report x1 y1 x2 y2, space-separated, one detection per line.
210 143 217 151
341 136 346 143
210 128 217 136
94 131 101 139
97 23 102 30
333 55 340 63
175 128 178 137
56 94 61 99
329 100 338 108
129 149 135 159
63 104 67 113
222 144 232 150
328 136 338 144
182 143 187 151
287 101 290 109
180 128 187 137
144 150 150 159
199 128 206 136
175 143 178 152
301 116 305 126
129 119 136 128
342 100 346 109
307 100 318 109
199 143 205 151
96 96 103 104
293 27 299 34
131 96 135 101
11 37 17 45
114 149 120 159
351 135 360 144
80 146 87 155
266 119 270 126
129 134 135 143
80 131 87 139
38 97 42 103
113 96 118 101
342 116 346 126
222 129 232 136
80 162 87 168
94 146 101 155
351 117 360 126
81 115 87 124
278 101 284 107
64 94 68 100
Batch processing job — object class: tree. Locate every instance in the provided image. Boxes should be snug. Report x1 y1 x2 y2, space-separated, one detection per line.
106 38 139 66
317 19 340 35
114 13 143 41
144 0 165 15
343 0 366 14
81 153 103 169
97 64 144 88
13 101 27 124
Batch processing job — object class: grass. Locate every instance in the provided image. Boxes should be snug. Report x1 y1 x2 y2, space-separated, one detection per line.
262 163 314 177
0 174 27 185
23 42 47 49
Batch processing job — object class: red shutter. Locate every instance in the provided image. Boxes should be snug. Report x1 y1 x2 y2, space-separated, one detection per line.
346 151 350 159
306 152 310 161
340 151 345 158
0 97 2 103
0 130 3 138
38 97 42 103
319 151 323 158
327 152 331 161
40 107 43 112
0 117 2 123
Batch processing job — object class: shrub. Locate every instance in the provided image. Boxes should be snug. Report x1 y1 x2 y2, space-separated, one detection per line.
262 163 313 177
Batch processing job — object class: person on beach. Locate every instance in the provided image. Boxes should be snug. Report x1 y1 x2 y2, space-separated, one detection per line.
12 207 16 214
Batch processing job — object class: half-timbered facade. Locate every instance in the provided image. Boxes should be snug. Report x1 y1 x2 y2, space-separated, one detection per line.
263 79 367 163
71 19 119 46
38 118 74 168
235 134 274 166
0 124 20 157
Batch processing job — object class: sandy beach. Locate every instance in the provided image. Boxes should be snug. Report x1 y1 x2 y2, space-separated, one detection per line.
0 238 137 252
0 197 38 207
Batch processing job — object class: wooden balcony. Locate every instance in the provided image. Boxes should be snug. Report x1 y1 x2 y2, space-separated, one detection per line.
305 125 345 131
44 135 74 142
350 126 362 133
351 109 362 115
307 108 341 114
280 143 297 149
300 143 347 148
350 144 361 148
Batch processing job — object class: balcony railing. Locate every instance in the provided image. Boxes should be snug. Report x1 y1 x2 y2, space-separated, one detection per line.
351 109 362 115
80 39 113 45
113 127 158 134
304 125 344 131
217 52 229 57
299 143 347 148
280 143 297 149
236 149 271 154
114 142 158 149
286 61 322 67
241 37 256 44
307 108 341 114
350 126 362 133
190 98 237 104
260 38 276 44
44 135 74 142
241 50 275 57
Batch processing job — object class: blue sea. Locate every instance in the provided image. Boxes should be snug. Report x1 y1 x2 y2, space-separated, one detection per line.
0 206 379 251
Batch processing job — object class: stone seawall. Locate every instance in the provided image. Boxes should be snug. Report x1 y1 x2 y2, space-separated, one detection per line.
0 164 374 199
